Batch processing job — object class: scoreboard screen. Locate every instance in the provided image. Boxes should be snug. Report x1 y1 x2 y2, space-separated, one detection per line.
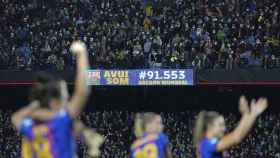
87 69 194 86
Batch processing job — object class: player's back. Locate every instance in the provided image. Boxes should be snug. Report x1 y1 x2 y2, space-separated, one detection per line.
198 138 223 158
20 108 75 158
130 133 169 158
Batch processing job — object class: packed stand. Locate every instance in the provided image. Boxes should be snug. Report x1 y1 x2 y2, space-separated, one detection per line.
0 110 21 158
0 0 279 70
1 110 280 157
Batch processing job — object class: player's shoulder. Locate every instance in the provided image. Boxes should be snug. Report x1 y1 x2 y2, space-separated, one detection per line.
50 107 72 125
21 117 34 127
210 138 219 144
131 134 159 149
200 137 219 149
53 108 71 119
19 118 34 137
158 132 168 139
158 132 169 143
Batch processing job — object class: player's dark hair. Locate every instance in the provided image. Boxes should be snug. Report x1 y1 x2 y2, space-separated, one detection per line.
134 112 158 138
29 72 62 108
193 111 221 147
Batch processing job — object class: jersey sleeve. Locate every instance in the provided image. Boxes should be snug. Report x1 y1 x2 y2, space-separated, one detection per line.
52 108 73 129
19 118 33 138
55 108 72 122
159 133 169 146
200 138 219 157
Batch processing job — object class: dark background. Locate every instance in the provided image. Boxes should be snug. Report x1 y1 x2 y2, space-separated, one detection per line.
0 85 279 113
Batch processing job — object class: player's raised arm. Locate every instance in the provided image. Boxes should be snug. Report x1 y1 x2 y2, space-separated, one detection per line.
216 96 268 151
11 101 39 130
30 108 56 121
68 41 90 118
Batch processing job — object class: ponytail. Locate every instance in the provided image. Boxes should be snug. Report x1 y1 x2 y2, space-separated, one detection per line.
134 112 158 138
134 113 144 138
193 111 221 146
193 111 207 146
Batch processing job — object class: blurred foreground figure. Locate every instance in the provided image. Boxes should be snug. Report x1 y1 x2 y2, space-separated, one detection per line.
11 41 93 158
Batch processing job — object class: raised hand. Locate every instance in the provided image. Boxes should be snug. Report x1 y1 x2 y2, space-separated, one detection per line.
239 96 250 115
250 98 268 117
70 41 87 56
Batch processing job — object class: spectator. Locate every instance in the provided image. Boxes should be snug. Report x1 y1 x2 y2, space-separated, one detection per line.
0 0 279 70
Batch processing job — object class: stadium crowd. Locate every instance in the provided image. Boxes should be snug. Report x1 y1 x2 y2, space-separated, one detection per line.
1 110 280 157
0 0 280 70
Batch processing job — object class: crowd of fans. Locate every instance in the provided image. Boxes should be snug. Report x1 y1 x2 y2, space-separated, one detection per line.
0 0 279 70
1 110 280 157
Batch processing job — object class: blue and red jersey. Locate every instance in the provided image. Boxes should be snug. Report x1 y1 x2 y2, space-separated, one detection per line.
130 133 169 158
20 108 76 158
198 138 223 158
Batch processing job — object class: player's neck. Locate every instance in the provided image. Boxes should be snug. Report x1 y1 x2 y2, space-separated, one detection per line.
205 131 216 139
50 100 64 112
